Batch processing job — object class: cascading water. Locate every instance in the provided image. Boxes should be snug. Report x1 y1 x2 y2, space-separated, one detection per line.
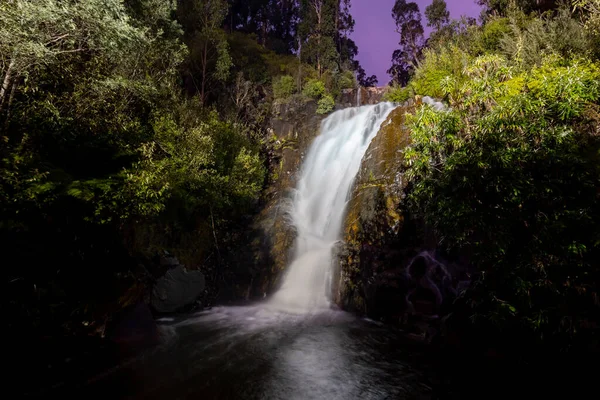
270 102 397 312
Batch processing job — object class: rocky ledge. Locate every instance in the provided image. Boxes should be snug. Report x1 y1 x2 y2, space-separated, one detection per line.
339 86 388 108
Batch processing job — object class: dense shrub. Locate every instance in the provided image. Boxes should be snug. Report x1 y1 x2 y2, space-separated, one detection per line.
405 53 600 352
500 7 591 69
409 45 471 99
316 94 335 114
337 70 357 90
302 79 326 99
383 85 412 102
0 0 265 336
477 17 511 53
273 75 296 100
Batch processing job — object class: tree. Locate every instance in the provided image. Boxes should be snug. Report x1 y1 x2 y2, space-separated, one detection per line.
299 0 339 77
0 0 143 116
387 49 413 86
226 0 298 54
388 0 424 84
179 0 232 103
266 0 299 53
335 0 357 68
356 65 378 87
425 0 450 30
477 0 559 18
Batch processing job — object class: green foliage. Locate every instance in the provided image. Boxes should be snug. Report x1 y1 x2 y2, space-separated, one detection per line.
273 75 296 100
405 52 600 352
316 94 335 114
0 0 266 337
477 17 512 54
383 85 412 103
302 79 326 99
388 1 425 85
409 45 471 98
478 0 559 18
500 7 591 69
425 0 450 30
0 0 145 74
340 71 357 89
574 0 600 33
336 70 357 91
177 0 231 102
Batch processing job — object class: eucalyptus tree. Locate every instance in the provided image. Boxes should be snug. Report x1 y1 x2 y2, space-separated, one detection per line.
387 0 424 85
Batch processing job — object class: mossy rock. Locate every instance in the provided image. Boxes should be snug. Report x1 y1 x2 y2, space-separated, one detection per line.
335 102 422 318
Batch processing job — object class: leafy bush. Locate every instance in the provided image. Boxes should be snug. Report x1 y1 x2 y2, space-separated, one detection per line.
302 79 326 99
500 7 591 69
477 17 511 53
337 70 356 90
383 85 412 102
575 0 600 34
273 75 296 100
0 0 266 337
410 45 471 98
405 54 600 352
316 94 335 114
319 69 356 99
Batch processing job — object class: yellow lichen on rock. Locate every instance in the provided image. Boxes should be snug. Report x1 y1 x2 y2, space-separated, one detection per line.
335 101 417 315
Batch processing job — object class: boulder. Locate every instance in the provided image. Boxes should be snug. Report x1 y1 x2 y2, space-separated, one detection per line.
151 265 205 313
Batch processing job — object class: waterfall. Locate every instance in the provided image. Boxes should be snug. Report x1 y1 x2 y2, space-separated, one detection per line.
270 103 397 313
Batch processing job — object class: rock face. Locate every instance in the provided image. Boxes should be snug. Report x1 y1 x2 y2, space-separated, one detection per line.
243 98 328 299
333 100 426 320
339 86 387 108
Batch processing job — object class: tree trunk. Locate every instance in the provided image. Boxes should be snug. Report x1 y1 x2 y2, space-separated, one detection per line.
297 37 302 92
335 0 342 67
262 17 268 46
317 53 321 78
3 81 17 126
317 6 322 78
0 60 15 111
201 42 208 104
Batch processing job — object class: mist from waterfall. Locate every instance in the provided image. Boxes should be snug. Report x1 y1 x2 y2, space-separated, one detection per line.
269 103 397 313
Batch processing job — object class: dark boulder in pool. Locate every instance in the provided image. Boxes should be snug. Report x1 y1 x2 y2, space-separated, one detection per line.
151 264 205 313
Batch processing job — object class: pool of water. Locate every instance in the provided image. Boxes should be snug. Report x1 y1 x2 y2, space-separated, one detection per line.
88 305 433 399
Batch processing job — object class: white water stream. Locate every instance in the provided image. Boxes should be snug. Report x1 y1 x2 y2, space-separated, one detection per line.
270 103 397 312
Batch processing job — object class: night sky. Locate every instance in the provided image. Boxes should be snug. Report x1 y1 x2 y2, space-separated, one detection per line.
350 0 482 85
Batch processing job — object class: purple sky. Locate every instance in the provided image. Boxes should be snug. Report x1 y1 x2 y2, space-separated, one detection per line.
350 0 482 84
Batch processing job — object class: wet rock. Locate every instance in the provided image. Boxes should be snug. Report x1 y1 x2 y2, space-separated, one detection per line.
236 98 329 300
334 101 424 317
339 86 387 108
151 265 205 313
